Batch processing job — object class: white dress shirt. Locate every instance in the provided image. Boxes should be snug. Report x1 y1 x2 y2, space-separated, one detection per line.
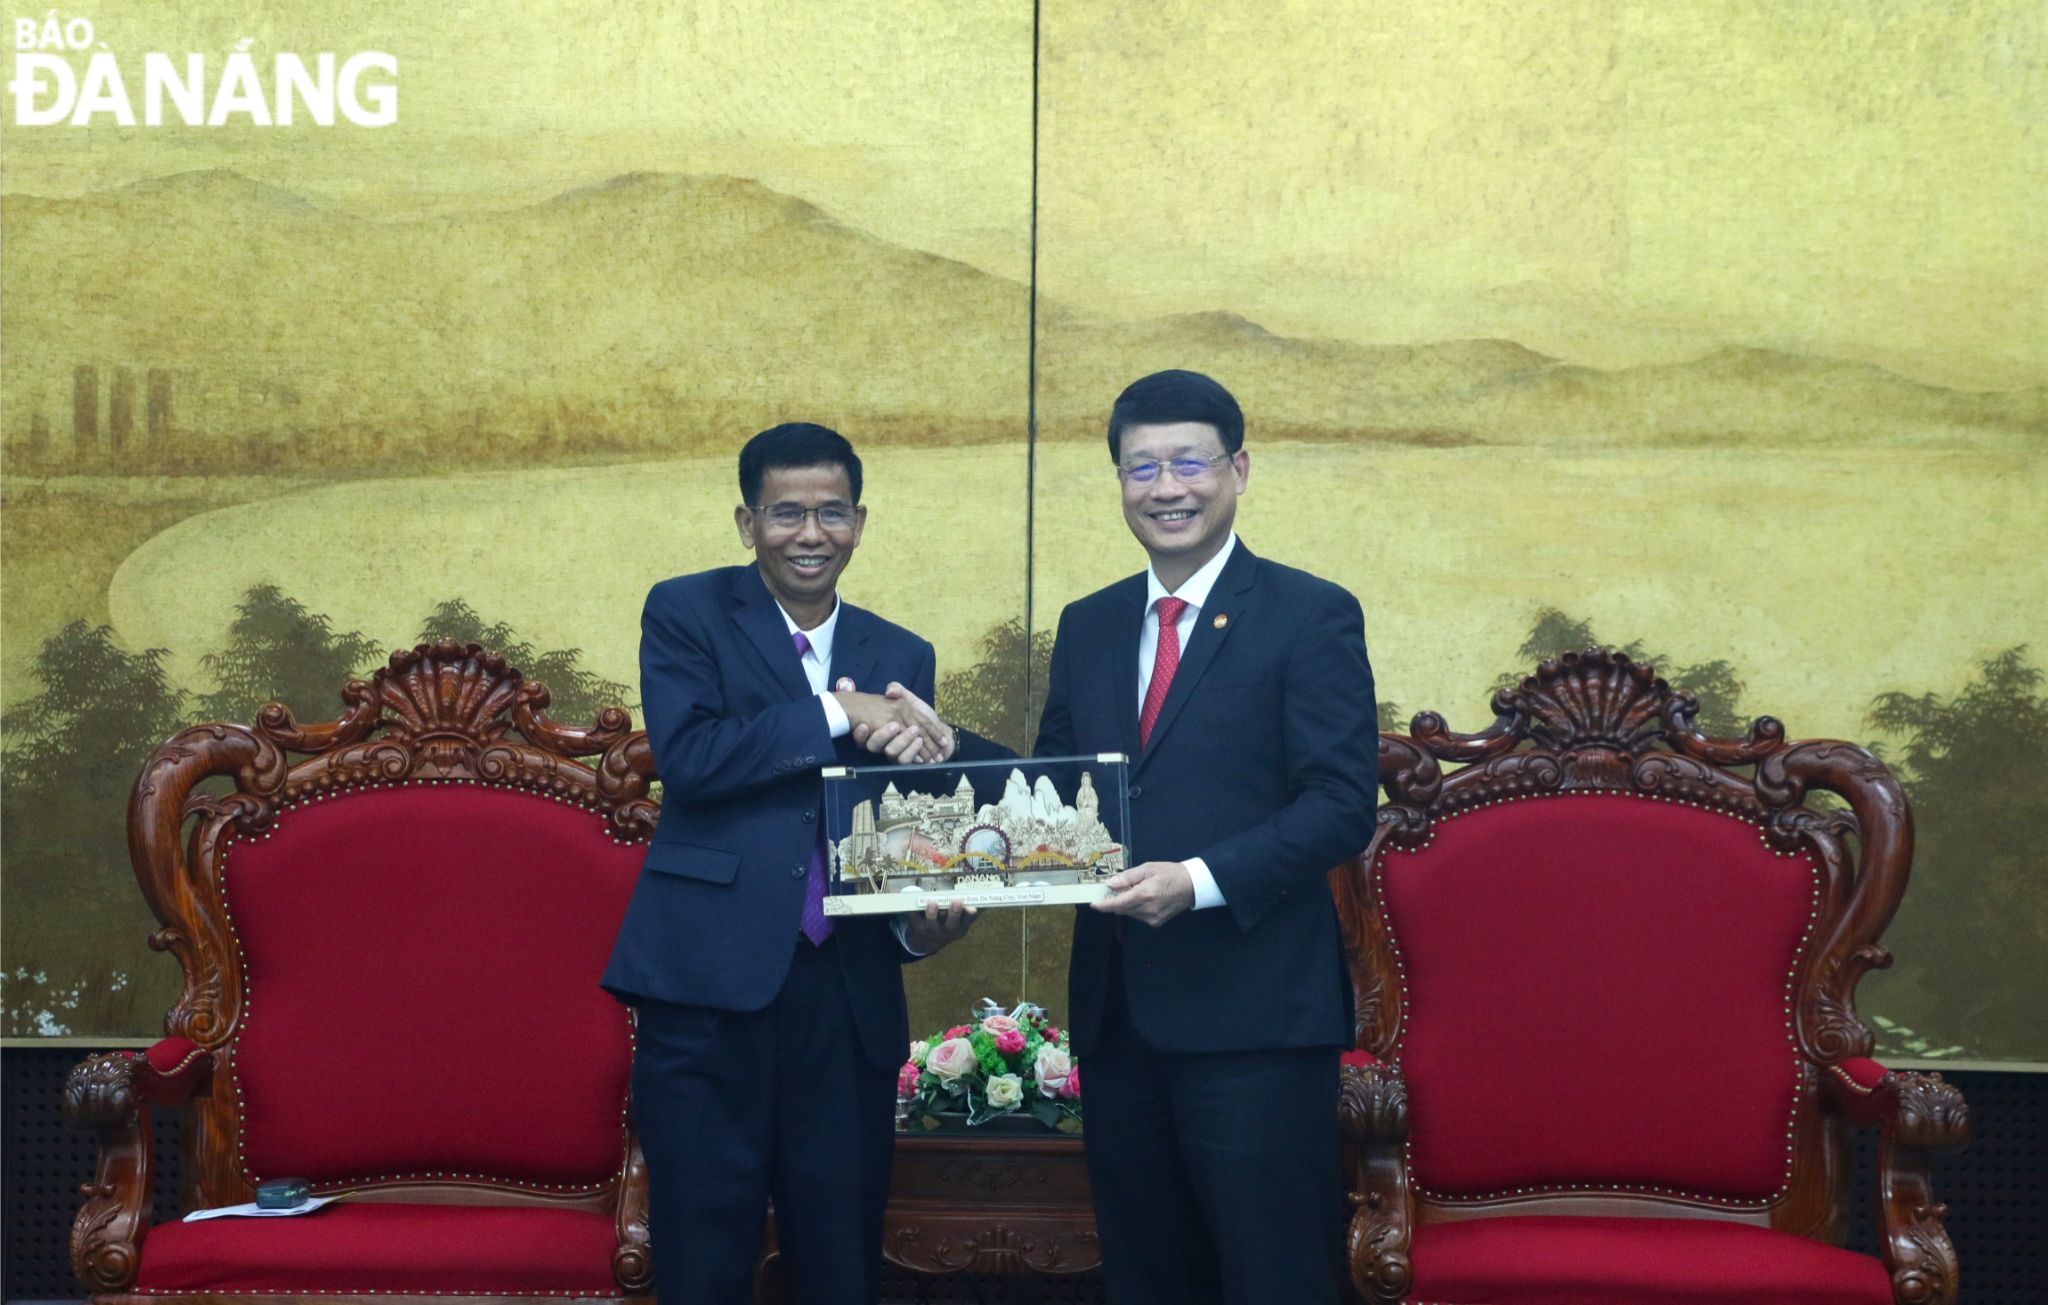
774 598 851 737
1138 532 1239 911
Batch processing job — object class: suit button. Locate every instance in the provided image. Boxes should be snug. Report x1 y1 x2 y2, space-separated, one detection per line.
802 810 817 824
791 865 806 879
1129 785 1144 799
805 754 818 764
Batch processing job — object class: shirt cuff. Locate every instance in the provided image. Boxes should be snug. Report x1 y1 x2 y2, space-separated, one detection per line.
819 691 852 739
1185 857 1225 910
890 915 927 957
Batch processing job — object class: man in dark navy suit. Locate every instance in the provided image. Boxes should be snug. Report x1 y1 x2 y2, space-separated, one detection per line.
601 423 973 1305
1035 372 1379 1305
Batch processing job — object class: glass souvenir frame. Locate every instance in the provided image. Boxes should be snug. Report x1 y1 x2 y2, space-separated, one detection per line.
820 754 1130 915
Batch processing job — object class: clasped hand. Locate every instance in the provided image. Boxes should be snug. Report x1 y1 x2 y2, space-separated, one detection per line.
840 682 956 765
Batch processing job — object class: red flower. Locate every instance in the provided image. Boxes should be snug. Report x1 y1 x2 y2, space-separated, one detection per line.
944 1025 971 1040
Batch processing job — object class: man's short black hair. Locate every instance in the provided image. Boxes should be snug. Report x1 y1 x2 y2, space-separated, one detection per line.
738 422 863 505
1106 369 1245 461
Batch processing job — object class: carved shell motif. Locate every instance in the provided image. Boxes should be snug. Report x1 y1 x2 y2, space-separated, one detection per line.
373 643 525 774
1502 648 1674 757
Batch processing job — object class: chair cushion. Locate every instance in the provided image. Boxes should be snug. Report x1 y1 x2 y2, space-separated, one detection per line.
132 1202 619 1295
1378 793 1814 1202
221 784 641 1188
1409 1215 1893 1305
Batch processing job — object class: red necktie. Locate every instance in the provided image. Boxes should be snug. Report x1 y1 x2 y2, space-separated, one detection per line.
1139 597 1188 748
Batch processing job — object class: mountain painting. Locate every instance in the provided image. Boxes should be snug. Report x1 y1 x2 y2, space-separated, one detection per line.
3 0 2041 1063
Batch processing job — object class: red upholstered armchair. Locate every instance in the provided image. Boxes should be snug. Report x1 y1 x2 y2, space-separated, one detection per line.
63 643 659 1302
1334 649 1969 1305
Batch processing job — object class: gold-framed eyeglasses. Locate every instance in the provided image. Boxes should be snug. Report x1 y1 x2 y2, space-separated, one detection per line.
751 502 859 532
1116 452 1234 485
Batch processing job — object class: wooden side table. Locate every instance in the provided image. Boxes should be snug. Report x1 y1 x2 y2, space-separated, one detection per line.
755 1130 1100 1301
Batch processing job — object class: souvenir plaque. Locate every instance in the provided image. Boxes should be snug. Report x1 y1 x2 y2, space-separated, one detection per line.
820 754 1130 915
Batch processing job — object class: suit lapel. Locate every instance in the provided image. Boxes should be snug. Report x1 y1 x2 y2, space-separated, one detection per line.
1110 577 1147 759
730 565 813 702
1136 543 1259 773
828 604 880 696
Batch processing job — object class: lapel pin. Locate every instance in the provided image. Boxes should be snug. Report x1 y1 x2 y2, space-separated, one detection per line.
1213 613 1230 629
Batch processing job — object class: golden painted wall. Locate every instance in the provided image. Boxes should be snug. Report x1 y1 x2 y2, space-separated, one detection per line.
3 1 2042 1062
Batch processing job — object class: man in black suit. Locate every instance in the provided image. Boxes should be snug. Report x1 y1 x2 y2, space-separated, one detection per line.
601 423 972 1305
1036 371 1379 1304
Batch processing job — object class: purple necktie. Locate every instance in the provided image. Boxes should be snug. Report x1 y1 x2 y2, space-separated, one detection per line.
793 630 834 945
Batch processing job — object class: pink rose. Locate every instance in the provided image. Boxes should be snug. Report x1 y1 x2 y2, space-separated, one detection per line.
944 1025 972 1040
1032 1044 1073 1098
995 1028 1026 1055
979 1015 1021 1036
1058 1063 1081 1100
925 1037 977 1091
896 1060 921 1098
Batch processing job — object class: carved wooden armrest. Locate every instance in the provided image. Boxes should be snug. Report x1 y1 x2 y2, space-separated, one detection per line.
1820 1059 1966 1146
612 1136 653 1290
1822 1058 1969 1305
62 1040 215 1292
1338 1057 1412 1305
1337 1054 1408 1146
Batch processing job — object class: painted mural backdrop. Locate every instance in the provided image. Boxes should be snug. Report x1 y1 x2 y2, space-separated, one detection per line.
3 1 2042 1062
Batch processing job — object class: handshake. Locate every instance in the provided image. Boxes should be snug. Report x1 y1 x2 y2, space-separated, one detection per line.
832 682 957 766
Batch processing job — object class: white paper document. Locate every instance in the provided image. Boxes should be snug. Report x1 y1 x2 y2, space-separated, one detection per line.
182 1196 338 1221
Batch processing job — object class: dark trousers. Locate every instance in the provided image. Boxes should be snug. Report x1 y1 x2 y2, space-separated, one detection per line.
1083 961 1343 1305
633 936 898 1305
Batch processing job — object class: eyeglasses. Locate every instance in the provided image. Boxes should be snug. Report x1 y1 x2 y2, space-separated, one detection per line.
751 502 859 532
1115 452 1234 485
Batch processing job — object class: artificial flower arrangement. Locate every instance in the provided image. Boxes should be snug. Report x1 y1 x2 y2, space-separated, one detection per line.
898 999 1081 1131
